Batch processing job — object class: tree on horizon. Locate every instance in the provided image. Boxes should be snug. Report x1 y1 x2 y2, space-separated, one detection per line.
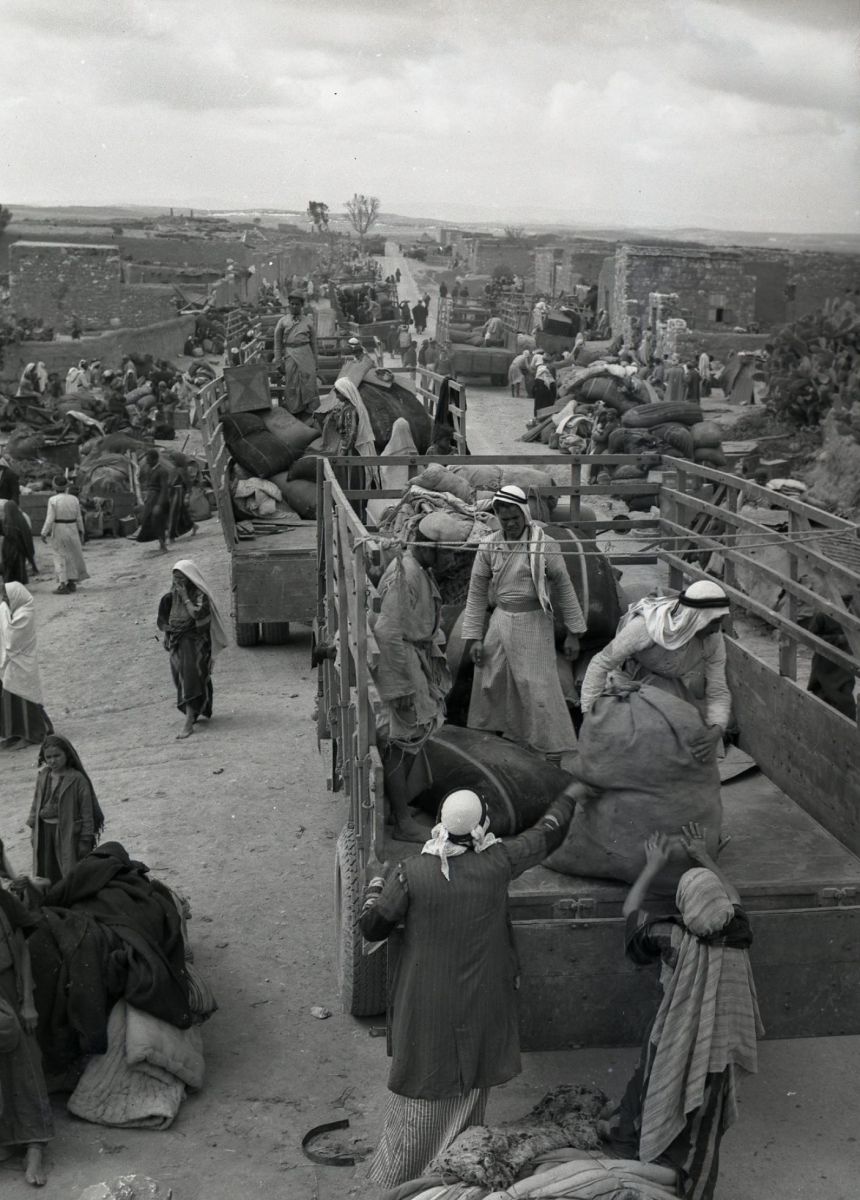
0 206 13 233
345 194 380 249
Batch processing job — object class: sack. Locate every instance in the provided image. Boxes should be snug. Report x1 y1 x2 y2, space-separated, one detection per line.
547 684 722 891
694 446 728 467
576 375 629 409
0 997 21 1053
188 485 212 521
621 401 704 430
278 479 317 519
416 510 473 545
260 407 319 456
410 463 474 503
543 523 623 641
221 412 299 478
652 422 695 459
287 454 326 483
449 463 503 491
690 420 724 449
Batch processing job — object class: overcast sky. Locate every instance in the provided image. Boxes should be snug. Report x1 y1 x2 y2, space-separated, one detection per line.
2 0 858 232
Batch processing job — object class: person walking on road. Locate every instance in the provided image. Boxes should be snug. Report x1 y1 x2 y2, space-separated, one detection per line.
136 451 171 554
359 784 578 1188
157 559 228 740
41 477 88 594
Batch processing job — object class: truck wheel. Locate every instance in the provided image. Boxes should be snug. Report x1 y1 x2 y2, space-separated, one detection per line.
235 621 259 647
335 825 387 1017
262 622 291 644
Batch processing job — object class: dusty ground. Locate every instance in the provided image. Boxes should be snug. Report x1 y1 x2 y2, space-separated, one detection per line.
0 254 857 1199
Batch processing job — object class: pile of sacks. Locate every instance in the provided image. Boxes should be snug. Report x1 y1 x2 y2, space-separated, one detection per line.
221 407 327 523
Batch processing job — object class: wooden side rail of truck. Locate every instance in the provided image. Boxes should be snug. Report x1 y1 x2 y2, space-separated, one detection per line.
316 452 860 1049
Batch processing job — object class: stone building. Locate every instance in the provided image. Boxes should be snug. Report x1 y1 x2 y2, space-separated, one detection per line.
609 244 756 344
534 240 616 296
461 237 534 281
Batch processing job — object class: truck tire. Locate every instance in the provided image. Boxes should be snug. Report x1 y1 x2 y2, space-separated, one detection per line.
335 825 387 1017
235 621 259 647
262 621 291 644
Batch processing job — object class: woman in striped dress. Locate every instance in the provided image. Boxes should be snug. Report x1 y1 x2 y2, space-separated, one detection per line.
603 824 763 1200
359 786 577 1189
461 485 585 760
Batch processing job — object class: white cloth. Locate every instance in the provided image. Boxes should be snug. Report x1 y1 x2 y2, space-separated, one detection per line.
421 816 499 881
333 377 381 487
367 418 416 525
41 492 89 584
0 583 44 704
172 559 229 658
631 590 729 652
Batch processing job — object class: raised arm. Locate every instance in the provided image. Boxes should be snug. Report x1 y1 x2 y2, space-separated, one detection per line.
623 833 672 917
503 785 579 879
702 632 732 732
680 822 740 904
358 863 409 942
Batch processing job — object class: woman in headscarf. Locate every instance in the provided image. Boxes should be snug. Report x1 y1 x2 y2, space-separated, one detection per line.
580 580 732 763
530 352 557 421
366 417 417 527
157 559 228 739
1 500 38 585
319 376 381 496
15 363 40 398
0 877 54 1185
27 734 105 883
0 583 52 748
64 360 89 395
359 784 579 1189
602 825 763 1199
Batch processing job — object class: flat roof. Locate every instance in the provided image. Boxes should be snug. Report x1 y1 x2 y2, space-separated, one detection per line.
11 241 119 251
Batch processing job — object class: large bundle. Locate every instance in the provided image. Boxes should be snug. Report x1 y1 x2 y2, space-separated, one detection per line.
357 377 433 451
621 401 703 429
410 463 475 504
543 522 623 641
546 683 722 890
406 725 570 835
575 374 634 412
221 410 317 478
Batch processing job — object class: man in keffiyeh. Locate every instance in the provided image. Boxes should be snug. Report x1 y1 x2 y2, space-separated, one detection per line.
461 484 586 760
358 784 578 1190
581 579 732 764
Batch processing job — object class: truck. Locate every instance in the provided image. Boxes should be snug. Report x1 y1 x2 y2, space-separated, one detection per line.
317 451 860 1048
436 296 515 386
197 361 468 646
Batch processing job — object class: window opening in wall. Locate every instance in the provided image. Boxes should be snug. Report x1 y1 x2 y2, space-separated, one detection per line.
714 307 725 323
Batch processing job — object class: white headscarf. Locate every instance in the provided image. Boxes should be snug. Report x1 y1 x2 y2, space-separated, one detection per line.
0 583 44 704
367 418 417 526
421 789 499 880
491 485 552 613
628 581 730 652
172 560 229 658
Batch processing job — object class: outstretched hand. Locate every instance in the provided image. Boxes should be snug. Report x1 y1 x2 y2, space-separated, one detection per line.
680 821 712 863
643 831 671 868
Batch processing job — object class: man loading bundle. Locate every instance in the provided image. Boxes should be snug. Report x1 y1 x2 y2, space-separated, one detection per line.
580 581 732 762
273 292 318 418
461 485 586 762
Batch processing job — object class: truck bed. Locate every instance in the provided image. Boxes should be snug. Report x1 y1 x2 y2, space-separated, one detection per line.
232 521 318 628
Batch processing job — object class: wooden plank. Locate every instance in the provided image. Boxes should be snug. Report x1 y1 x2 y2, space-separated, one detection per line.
234 554 316 624
661 455 858 531
514 906 860 1049
726 639 860 854
658 517 860 640
663 486 860 591
659 549 860 675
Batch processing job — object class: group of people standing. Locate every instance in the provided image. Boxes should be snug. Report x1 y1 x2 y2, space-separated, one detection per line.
362 474 755 1197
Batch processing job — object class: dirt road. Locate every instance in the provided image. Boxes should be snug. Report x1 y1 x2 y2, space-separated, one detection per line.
1 360 857 1198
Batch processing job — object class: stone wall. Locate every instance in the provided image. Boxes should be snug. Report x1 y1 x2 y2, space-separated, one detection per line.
613 244 756 344
10 242 122 330
668 328 770 363
465 239 534 281
1 315 198 386
119 283 179 327
534 242 615 297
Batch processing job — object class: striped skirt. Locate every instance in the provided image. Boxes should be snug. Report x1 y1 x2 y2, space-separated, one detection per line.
367 1087 489 1190
0 685 53 744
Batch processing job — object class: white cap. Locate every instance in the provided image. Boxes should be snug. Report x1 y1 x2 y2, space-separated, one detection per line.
439 790 483 836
